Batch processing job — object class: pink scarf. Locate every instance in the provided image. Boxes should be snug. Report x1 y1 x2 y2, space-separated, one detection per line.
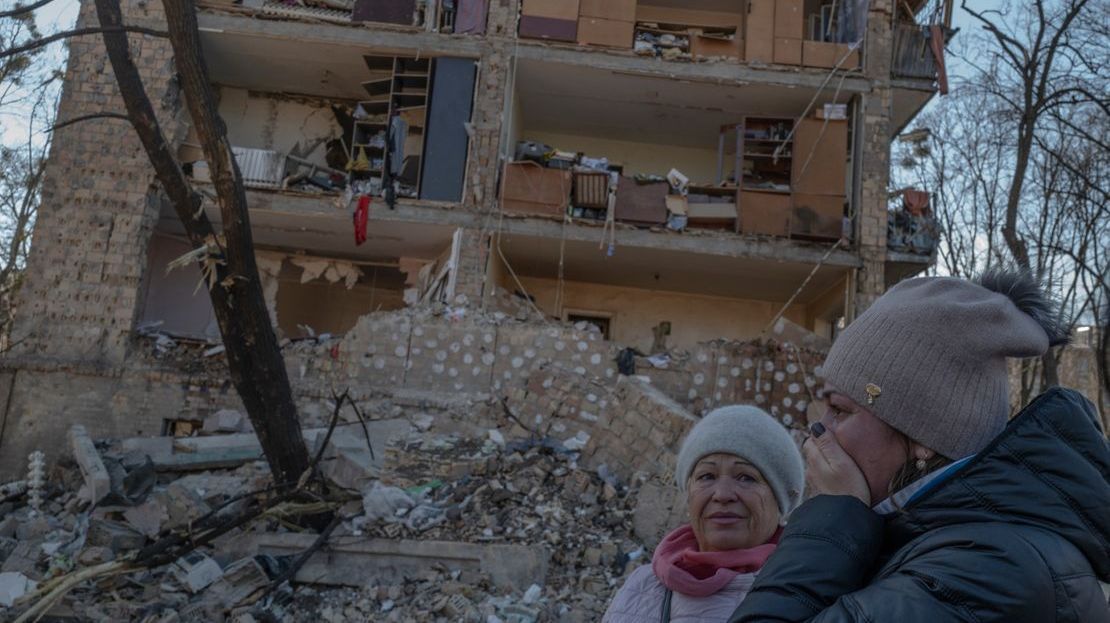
651 524 780 597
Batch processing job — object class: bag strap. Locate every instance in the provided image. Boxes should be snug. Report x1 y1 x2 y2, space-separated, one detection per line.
660 588 673 623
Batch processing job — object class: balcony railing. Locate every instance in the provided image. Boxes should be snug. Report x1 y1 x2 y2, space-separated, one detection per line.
892 22 941 81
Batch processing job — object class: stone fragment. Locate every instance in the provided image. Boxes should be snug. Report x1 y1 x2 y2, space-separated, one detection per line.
172 551 224 593
123 498 169 537
0 571 36 607
202 409 250 435
77 546 115 566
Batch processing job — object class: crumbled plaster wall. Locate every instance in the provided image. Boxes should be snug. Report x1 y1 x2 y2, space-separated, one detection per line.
213 88 344 170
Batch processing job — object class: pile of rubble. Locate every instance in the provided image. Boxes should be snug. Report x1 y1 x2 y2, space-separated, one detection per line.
0 407 653 622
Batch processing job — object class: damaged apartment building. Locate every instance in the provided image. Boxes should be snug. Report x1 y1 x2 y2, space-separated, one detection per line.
0 0 948 476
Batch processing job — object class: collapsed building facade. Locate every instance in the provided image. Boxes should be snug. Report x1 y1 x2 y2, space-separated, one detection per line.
0 0 945 479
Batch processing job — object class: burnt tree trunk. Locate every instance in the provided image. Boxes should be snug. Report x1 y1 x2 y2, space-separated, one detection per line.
95 0 310 486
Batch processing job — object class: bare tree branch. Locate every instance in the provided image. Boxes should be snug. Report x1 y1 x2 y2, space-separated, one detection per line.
0 25 167 61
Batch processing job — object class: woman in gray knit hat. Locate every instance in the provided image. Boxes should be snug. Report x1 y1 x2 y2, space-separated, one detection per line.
729 268 1110 623
603 405 804 622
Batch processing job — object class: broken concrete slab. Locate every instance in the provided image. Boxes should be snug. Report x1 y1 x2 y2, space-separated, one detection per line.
69 425 111 505
247 534 547 592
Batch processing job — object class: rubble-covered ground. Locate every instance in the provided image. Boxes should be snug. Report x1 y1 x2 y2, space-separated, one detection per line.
0 403 653 622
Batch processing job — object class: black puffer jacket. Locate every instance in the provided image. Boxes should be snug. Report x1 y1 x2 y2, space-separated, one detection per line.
729 388 1110 622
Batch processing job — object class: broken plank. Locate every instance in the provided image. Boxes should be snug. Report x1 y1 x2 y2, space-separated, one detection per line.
246 534 548 592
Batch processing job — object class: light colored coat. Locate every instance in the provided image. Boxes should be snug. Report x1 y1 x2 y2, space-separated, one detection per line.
602 564 756 623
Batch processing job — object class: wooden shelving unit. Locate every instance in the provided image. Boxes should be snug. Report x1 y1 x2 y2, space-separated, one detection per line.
350 54 431 196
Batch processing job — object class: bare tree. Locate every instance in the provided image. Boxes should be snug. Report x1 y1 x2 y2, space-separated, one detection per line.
895 0 1108 403
86 0 312 487
0 1 60 348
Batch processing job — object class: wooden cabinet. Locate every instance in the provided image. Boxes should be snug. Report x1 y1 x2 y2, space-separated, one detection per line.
791 118 847 196
744 0 774 63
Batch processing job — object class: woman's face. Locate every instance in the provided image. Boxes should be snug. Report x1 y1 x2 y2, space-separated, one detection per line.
686 453 781 552
819 386 908 504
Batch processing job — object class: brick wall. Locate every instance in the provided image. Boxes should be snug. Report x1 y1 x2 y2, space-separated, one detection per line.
10 0 179 368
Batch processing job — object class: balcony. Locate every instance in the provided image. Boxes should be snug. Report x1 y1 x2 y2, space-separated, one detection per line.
518 0 864 75
501 58 857 242
197 0 490 35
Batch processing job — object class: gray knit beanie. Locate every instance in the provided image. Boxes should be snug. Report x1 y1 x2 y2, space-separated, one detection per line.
821 268 1068 459
675 405 805 521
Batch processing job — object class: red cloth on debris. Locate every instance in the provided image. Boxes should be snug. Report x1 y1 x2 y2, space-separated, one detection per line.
354 195 370 246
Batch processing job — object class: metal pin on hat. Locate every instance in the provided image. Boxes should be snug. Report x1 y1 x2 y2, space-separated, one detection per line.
865 383 882 405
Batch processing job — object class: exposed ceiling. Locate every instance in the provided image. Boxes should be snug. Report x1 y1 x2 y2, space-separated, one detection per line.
514 59 853 149
199 28 381 100
892 85 936 137
497 231 850 304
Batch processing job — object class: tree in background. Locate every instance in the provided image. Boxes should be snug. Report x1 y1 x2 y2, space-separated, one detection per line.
0 2 61 348
893 0 1108 407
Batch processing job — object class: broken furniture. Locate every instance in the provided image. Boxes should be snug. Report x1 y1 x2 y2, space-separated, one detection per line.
686 185 738 230
790 117 847 239
614 176 668 226
500 161 571 217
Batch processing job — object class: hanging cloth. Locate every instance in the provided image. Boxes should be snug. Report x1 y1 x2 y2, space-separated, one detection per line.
354 195 370 246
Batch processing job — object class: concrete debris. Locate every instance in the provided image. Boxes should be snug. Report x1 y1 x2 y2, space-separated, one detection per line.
0 397 666 622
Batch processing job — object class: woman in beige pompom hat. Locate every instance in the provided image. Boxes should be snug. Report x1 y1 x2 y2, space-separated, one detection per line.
729 268 1109 623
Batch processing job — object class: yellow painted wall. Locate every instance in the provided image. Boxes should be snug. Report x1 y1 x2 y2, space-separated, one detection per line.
521 130 721 183
513 275 808 351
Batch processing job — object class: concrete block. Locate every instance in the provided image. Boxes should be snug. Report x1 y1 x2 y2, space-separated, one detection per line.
69 425 111 505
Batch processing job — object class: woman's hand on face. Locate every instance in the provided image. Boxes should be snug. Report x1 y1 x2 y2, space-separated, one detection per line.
803 423 871 505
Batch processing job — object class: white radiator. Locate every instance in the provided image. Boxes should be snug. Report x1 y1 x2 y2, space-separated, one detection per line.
231 147 285 189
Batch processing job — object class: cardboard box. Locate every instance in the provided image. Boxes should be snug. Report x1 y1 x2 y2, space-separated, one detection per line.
501 162 571 217
579 0 635 21
521 0 578 21
745 0 775 63
519 15 577 42
792 119 847 195
792 194 845 239
691 33 743 60
802 40 860 69
664 194 688 216
577 17 634 48
774 0 803 38
773 37 802 65
740 191 791 236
